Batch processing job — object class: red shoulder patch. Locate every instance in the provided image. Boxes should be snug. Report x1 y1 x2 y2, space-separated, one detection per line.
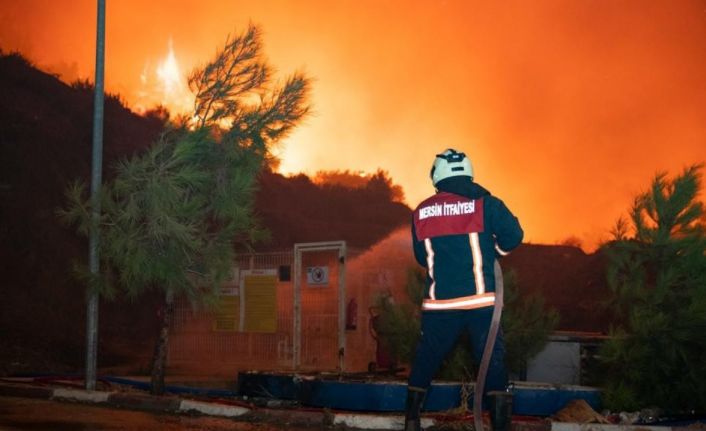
413 192 484 239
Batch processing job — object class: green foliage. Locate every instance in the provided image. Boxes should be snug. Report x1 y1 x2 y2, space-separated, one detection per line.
372 266 557 381
59 24 311 302
502 271 560 373
371 269 423 364
599 164 706 413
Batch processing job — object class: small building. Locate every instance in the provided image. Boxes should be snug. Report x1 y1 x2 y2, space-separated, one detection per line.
525 331 608 385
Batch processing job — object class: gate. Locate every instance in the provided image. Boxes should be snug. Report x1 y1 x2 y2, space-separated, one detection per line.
293 241 347 371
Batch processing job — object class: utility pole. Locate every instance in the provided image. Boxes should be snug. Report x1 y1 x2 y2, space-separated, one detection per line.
86 0 106 391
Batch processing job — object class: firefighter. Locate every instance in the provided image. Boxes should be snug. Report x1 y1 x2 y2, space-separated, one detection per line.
405 149 523 431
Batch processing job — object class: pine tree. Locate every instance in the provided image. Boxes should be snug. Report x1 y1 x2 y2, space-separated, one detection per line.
599 164 706 412
60 24 310 394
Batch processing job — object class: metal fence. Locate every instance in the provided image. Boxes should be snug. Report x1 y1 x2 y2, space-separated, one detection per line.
169 247 346 375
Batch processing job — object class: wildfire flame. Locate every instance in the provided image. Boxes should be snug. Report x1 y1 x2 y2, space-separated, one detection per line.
135 38 194 116
156 40 182 96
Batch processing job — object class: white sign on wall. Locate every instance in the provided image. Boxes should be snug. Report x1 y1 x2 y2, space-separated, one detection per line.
306 266 329 286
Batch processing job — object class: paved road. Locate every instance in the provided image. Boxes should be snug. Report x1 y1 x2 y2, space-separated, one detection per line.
0 396 316 431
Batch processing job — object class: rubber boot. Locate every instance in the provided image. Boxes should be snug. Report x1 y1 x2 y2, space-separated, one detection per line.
404 388 425 431
488 391 513 431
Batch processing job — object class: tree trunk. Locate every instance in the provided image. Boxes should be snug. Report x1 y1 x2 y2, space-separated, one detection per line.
150 288 174 395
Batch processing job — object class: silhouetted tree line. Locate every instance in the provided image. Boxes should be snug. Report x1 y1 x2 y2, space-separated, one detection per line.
254 168 411 251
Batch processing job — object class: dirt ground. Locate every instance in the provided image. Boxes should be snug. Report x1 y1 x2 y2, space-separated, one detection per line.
0 396 323 431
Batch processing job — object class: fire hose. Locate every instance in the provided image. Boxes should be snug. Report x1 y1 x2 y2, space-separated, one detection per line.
473 259 504 431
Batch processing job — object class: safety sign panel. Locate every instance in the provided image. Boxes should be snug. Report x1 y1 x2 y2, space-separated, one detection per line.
213 268 277 332
306 266 329 286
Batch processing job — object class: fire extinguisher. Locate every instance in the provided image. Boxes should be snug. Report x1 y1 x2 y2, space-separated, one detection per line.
345 298 358 330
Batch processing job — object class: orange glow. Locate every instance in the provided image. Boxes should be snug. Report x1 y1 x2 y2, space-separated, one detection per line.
2 0 705 250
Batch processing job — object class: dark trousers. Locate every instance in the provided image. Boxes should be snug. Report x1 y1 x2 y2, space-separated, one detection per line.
407 307 507 394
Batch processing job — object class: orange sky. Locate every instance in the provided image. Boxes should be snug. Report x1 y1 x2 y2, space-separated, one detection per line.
2 0 705 250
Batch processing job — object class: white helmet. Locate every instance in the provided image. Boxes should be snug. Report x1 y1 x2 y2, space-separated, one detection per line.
430 148 474 186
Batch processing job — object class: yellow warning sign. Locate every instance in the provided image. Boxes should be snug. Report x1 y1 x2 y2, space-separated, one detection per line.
241 271 277 333
213 269 278 333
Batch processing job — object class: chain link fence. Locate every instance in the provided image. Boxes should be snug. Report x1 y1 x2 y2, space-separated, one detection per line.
169 249 345 375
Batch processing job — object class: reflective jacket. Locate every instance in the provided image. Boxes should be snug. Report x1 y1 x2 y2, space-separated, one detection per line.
411 180 523 312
